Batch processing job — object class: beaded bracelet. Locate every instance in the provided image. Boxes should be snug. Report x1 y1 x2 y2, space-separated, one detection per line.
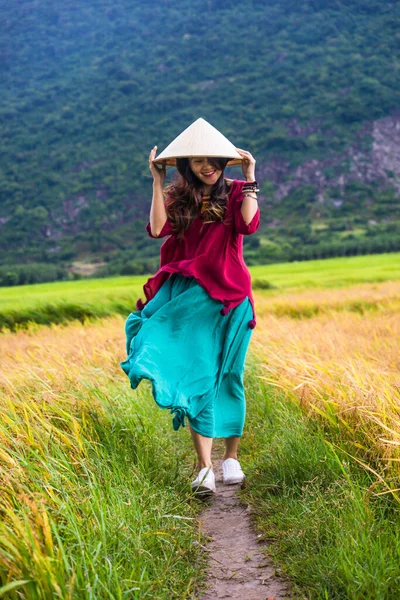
244 193 258 199
243 185 259 193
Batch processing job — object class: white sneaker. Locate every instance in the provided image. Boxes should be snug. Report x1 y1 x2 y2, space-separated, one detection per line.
191 467 216 496
222 458 245 485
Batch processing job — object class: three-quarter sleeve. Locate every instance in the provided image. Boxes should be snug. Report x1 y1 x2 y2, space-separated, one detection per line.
146 218 174 238
233 198 260 235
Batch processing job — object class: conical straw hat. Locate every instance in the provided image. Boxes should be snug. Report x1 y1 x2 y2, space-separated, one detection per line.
153 117 243 166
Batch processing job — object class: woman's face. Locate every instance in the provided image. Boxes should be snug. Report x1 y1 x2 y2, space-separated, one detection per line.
188 157 222 186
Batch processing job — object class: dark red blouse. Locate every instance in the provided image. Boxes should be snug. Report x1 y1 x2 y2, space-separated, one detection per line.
136 179 261 329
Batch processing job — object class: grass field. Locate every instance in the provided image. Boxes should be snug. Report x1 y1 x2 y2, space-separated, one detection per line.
240 369 400 599
255 281 400 487
1 252 400 598
0 317 208 599
0 253 399 331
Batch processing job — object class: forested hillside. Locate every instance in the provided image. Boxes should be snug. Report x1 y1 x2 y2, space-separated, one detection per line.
1 0 400 284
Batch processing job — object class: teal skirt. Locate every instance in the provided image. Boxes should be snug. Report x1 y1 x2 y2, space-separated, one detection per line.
120 273 254 438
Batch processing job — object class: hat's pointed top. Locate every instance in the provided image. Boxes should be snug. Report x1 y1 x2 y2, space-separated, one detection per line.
153 117 243 166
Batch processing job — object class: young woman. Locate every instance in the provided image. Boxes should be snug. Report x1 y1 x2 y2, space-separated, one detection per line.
120 143 260 496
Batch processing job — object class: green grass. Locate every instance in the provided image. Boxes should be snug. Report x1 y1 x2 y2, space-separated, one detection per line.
250 252 400 290
0 276 144 311
0 277 143 331
239 359 400 599
1 253 399 331
0 381 208 599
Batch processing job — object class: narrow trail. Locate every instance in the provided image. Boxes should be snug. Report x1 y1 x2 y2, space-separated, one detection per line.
197 444 292 600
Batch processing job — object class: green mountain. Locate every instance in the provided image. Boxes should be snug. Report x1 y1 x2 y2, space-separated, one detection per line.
1 0 400 284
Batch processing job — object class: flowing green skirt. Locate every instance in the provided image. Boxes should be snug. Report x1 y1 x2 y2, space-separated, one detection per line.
120 273 254 438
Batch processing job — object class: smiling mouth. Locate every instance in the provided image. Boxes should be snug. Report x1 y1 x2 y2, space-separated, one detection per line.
202 170 216 177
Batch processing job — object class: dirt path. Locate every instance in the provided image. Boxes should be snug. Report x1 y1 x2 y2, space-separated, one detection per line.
197 447 292 600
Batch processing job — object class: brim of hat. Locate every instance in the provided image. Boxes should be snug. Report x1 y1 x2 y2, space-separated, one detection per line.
153 156 243 167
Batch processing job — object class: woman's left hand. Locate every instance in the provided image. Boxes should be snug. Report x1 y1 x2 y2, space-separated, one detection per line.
235 148 256 182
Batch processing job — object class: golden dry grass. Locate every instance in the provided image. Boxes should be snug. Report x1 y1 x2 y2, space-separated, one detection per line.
0 316 126 394
0 316 126 504
252 280 400 495
255 280 400 317
0 316 127 504
0 316 203 597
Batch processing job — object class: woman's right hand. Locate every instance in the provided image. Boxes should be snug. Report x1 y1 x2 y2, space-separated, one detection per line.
149 146 166 185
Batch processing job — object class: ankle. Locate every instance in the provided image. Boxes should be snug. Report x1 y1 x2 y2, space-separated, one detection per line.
197 460 213 470
223 453 238 461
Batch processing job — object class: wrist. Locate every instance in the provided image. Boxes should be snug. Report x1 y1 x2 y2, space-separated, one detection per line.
245 176 256 183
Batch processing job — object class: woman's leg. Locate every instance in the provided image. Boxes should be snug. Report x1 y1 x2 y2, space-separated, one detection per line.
223 436 241 460
188 422 213 469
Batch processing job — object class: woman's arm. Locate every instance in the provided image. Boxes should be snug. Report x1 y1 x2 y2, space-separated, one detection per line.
241 189 258 225
149 180 168 237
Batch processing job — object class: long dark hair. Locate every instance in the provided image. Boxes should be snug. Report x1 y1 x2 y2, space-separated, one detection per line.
163 157 231 239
